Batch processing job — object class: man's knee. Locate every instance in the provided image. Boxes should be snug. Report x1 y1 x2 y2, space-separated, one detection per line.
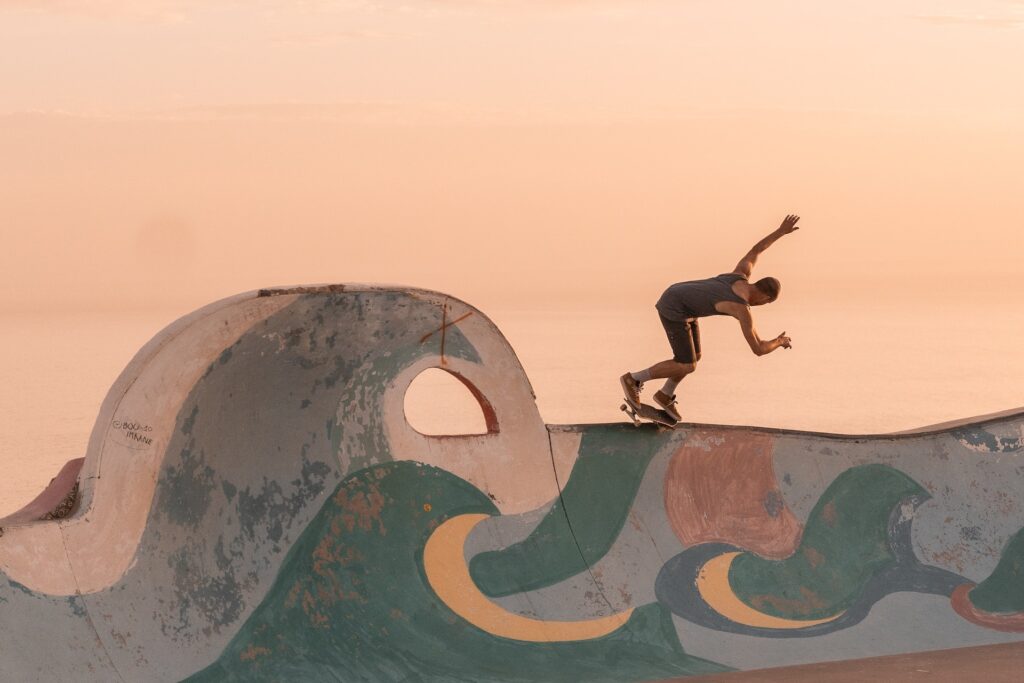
674 361 696 377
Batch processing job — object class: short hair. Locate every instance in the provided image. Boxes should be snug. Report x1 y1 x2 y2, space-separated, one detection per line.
754 277 781 302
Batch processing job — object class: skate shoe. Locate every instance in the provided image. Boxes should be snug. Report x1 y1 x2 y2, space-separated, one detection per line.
620 373 643 408
653 390 681 422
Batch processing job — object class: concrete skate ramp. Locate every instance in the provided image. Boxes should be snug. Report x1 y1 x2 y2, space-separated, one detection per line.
1 285 1021 681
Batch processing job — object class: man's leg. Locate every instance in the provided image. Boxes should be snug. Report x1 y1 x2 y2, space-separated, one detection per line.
622 360 692 406
640 359 696 381
651 361 694 420
651 317 699 420
623 315 698 411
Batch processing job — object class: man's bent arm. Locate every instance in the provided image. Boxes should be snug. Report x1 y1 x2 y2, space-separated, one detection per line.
736 308 791 356
733 214 800 277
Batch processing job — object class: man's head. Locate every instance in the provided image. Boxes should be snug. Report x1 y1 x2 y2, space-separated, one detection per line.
750 276 781 306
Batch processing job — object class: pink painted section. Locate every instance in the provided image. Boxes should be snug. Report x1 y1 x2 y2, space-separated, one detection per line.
0 457 84 527
664 430 802 559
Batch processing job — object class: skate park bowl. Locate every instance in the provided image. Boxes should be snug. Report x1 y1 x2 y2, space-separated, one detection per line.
1 284 1022 681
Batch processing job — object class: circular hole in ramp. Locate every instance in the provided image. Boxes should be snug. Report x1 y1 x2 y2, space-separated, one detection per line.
404 367 496 436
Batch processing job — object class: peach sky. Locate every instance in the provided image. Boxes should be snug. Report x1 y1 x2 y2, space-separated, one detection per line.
1 0 1022 313
1 1 1023 510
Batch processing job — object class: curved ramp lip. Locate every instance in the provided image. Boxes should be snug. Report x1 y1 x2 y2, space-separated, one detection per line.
3 283 557 596
548 405 1024 442
68 282 532 523
0 290 304 595
0 457 84 528
886 406 1024 435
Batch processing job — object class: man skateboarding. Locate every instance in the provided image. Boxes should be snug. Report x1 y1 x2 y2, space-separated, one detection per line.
620 214 800 422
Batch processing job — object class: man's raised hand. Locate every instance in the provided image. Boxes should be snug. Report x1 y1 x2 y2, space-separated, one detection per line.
736 214 801 278
777 332 792 350
777 214 800 235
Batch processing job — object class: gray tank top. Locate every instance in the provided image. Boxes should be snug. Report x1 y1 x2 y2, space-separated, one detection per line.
655 273 748 321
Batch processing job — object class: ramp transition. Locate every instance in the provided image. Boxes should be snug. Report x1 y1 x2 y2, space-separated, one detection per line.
1 285 1021 681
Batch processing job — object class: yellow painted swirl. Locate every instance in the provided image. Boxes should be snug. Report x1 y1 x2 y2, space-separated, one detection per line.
696 552 843 629
423 513 634 642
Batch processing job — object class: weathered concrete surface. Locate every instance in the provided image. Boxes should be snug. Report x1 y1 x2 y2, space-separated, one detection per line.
0 285 1021 681
680 640 1024 682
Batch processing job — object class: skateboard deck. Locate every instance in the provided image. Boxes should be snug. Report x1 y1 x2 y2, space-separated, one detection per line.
620 399 677 429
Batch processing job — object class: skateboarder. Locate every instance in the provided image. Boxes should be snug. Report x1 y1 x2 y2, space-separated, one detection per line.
620 214 800 422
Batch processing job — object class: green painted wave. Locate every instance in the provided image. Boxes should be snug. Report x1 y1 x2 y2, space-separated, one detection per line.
186 461 727 682
970 526 1024 614
729 464 927 621
469 425 665 598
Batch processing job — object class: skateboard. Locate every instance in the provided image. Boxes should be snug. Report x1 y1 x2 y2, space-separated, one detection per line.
620 399 678 429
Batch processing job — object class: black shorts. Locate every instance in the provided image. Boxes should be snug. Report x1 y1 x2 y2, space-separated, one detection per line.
659 313 701 364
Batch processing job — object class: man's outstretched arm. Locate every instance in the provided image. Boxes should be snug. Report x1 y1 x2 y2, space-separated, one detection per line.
735 307 792 356
732 214 800 278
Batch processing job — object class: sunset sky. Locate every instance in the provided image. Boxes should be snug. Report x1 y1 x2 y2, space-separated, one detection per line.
1 1 1023 508
1 0 1022 312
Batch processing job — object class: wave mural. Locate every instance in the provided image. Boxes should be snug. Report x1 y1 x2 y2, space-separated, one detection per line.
1 286 1021 681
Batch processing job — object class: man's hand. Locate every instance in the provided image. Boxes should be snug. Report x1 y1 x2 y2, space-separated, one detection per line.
734 308 793 355
776 214 800 235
